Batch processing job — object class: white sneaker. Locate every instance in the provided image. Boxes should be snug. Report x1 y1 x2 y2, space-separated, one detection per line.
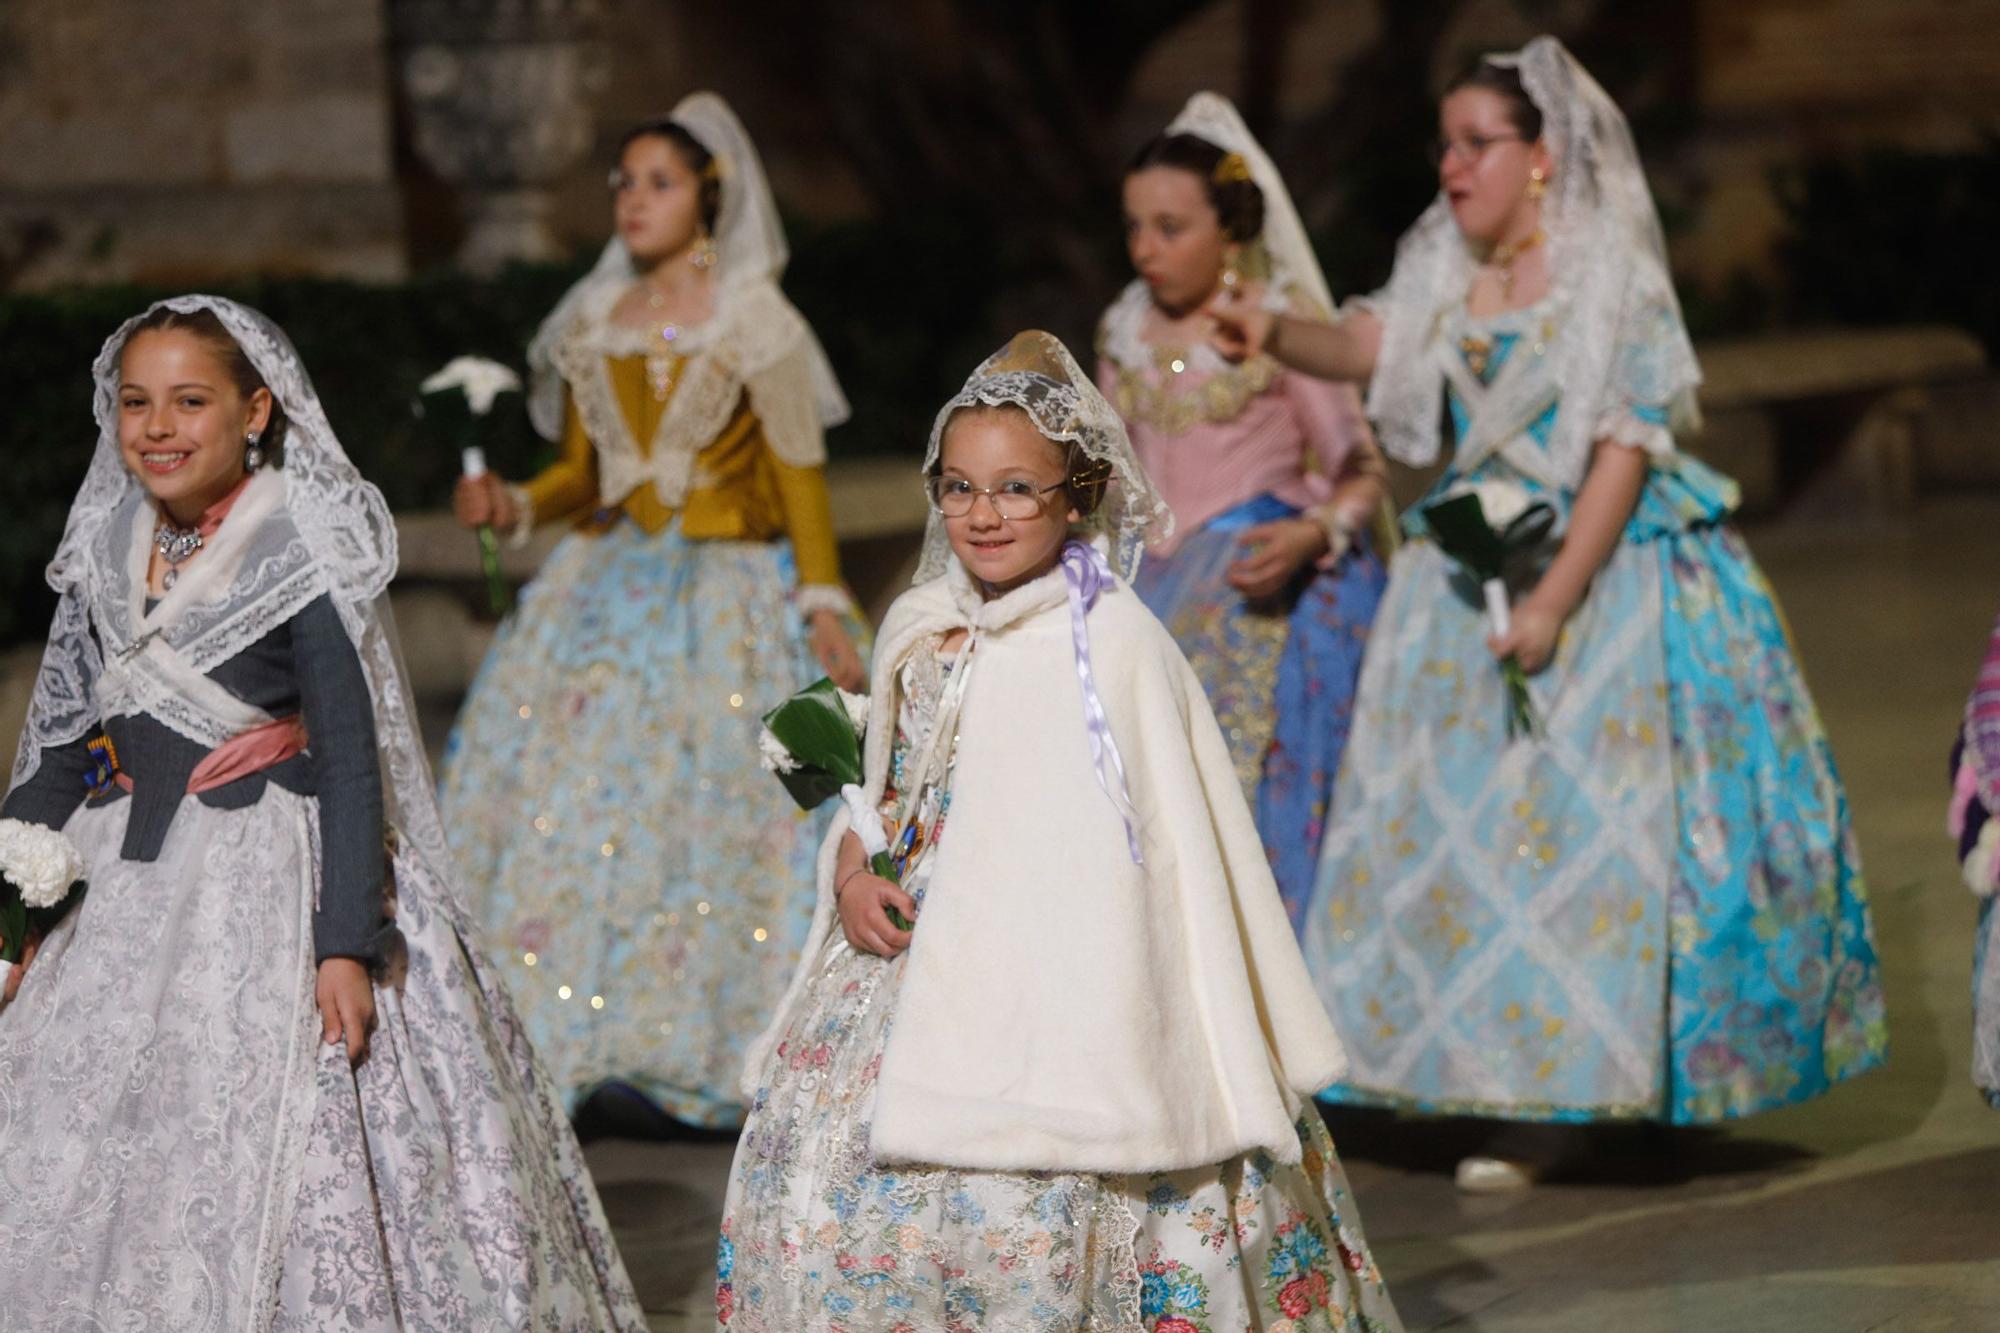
1454 1153 1540 1194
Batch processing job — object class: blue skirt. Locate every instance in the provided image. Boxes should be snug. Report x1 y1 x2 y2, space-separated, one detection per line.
1305 460 1886 1123
438 520 857 1127
1132 494 1387 928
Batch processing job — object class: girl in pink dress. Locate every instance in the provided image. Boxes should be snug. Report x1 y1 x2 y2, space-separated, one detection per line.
1100 93 1391 926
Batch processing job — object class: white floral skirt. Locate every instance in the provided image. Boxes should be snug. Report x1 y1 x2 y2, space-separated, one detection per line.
720 932 1403 1332
0 789 643 1330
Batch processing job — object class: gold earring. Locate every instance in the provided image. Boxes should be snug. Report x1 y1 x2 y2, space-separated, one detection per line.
689 229 718 271
1527 167 1548 201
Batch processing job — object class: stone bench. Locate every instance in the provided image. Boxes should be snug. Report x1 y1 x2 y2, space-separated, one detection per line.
1687 325 1988 515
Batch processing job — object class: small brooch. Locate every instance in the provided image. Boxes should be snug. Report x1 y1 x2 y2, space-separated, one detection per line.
83 732 122 798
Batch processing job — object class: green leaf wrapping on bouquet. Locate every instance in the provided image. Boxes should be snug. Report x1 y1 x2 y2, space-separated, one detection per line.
0 892 24 965
761 676 865 811
1421 491 1509 578
1422 491 1559 583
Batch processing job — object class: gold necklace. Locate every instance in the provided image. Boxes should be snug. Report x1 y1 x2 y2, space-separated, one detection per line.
1486 228 1545 301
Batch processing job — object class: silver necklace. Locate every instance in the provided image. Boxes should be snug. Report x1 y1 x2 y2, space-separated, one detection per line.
154 520 203 590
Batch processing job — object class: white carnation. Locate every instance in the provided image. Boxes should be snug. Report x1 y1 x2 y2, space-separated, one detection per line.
836 688 871 733
420 356 523 416
0 818 85 909
758 728 801 775
1469 479 1534 530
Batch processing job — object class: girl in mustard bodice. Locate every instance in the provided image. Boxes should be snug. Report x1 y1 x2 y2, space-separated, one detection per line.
441 93 867 1131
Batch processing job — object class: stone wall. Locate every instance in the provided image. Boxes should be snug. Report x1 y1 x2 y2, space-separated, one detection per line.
0 0 404 288
6 0 1997 308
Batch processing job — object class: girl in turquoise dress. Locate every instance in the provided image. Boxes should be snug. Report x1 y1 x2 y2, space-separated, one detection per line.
1211 36 1886 1190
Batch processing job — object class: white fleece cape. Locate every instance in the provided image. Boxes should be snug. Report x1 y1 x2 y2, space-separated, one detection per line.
743 551 1348 1173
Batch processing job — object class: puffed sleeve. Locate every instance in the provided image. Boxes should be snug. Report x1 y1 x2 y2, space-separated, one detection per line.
1593 267 1698 459
520 393 601 527
291 596 389 964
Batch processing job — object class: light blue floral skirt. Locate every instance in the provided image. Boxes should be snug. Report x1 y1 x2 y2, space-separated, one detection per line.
1304 461 1886 1123
439 519 855 1127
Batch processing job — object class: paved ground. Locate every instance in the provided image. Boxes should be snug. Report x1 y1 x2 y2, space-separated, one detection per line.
558 497 2000 1330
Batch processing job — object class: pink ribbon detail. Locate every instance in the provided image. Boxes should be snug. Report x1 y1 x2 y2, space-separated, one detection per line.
114 715 309 796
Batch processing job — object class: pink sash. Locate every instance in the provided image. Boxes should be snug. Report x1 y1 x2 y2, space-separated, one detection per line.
113 715 309 795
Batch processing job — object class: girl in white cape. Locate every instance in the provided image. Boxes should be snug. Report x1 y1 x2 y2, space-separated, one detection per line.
717 331 1401 1333
0 296 644 1330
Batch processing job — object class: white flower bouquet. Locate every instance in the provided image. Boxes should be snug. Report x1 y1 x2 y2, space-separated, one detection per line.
0 818 86 987
419 356 524 618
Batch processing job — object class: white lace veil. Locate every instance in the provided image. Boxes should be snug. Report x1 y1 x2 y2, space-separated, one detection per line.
916 331 1173 583
1363 35 1702 487
13 295 474 929
524 90 848 442
1168 91 1334 318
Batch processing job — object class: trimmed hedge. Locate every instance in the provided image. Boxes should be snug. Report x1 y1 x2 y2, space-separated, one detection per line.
0 208 1003 647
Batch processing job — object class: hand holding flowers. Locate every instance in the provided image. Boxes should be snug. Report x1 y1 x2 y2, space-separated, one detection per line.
759 678 915 946
0 818 86 1002
420 356 524 618
1421 479 1559 738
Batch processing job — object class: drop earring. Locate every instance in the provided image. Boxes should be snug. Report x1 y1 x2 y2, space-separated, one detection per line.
689 228 719 271
243 430 264 471
1526 166 1549 202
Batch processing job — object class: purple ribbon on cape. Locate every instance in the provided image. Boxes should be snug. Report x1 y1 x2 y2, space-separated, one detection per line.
1059 540 1144 864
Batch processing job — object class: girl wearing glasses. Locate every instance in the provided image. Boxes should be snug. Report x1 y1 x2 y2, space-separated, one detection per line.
441 95 867 1132
718 331 1402 1332
1212 37 1884 1191
1101 93 1391 930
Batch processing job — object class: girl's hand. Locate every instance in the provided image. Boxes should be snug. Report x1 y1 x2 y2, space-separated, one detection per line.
453 473 518 531
1488 597 1564 675
809 611 866 692
316 957 376 1064
1205 289 1275 363
1226 518 1328 600
836 869 916 959
1 931 42 1004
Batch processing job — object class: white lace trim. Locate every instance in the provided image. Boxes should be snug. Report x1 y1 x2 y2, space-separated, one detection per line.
1364 36 1701 490
916 333 1173 584
550 281 828 513
524 93 846 445
791 584 857 619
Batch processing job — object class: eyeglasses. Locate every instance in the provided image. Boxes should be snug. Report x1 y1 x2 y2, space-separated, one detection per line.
926 475 1065 520
1427 132 1529 167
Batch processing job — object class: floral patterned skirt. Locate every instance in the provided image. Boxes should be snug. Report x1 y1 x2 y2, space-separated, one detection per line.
0 789 643 1330
719 933 1403 1332
1133 495 1386 930
440 520 861 1126
1305 514 1885 1122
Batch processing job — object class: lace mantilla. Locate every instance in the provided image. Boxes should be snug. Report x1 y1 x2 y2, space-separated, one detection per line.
12 293 478 946
526 92 846 447
1363 35 1701 490
916 331 1173 584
